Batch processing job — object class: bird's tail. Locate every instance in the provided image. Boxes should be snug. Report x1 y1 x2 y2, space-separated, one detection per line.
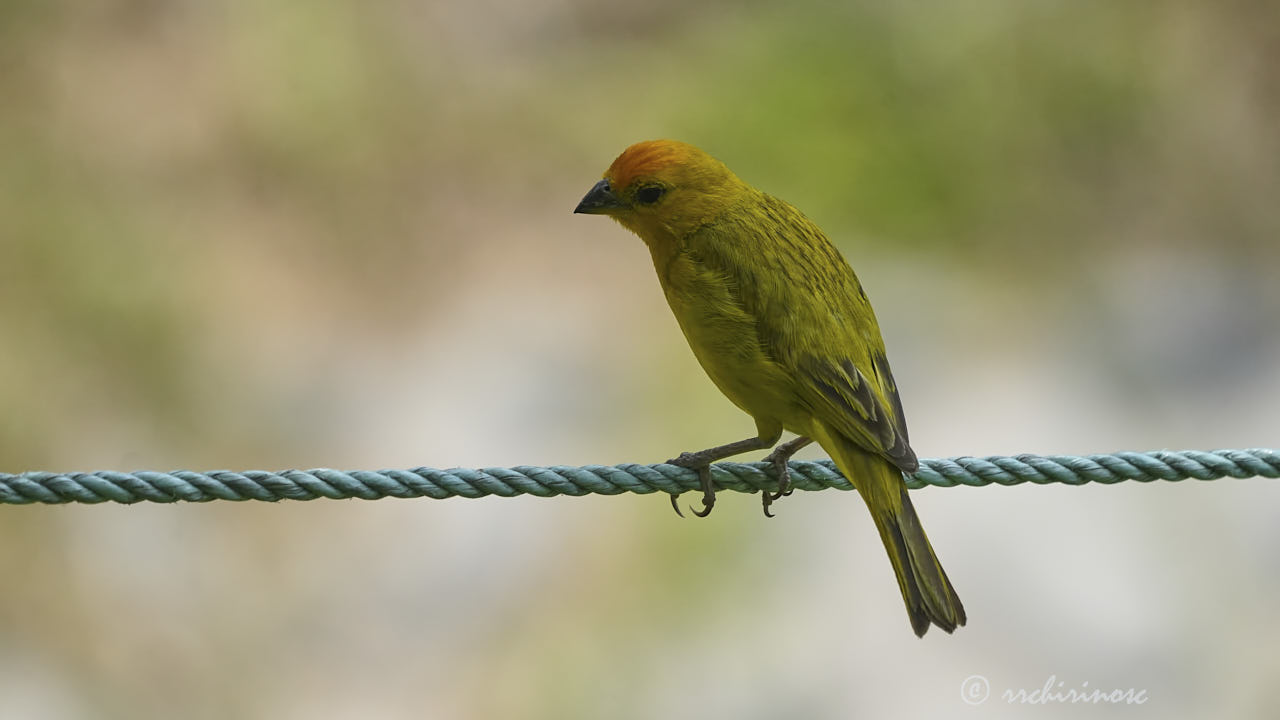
823 431 966 637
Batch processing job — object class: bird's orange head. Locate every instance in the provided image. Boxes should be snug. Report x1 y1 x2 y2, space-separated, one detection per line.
574 140 749 243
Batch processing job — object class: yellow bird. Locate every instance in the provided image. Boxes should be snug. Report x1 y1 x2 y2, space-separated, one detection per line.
574 140 965 636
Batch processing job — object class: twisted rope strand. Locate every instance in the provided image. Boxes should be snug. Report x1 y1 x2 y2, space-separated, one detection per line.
1 448 1276 506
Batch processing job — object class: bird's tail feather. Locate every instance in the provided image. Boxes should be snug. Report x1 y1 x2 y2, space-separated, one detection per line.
824 432 966 637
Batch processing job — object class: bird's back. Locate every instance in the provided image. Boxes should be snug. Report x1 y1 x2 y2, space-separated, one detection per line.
658 192 907 457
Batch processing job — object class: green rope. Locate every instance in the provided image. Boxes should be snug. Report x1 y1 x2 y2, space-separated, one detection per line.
0 449 1275 506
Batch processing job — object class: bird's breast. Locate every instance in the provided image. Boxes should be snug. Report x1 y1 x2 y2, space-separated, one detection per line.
655 248 804 428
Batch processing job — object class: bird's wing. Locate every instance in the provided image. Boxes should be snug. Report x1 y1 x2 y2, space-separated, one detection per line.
795 353 918 473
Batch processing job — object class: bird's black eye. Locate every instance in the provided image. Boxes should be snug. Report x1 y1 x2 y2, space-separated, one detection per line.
635 185 665 205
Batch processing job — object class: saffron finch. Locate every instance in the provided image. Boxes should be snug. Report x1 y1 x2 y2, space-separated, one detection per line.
574 140 965 636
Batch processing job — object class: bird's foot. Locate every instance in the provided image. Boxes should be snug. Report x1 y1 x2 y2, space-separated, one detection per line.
667 454 717 518
759 438 809 517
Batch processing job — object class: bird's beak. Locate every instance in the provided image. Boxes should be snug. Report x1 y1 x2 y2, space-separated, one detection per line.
574 179 624 214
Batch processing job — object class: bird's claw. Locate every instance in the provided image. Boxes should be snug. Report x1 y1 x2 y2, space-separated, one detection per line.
759 454 793 518
667 460 716 518
689 498 715 517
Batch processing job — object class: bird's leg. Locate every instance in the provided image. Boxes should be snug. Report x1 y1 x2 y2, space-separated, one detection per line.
666 436 772 518
760 436 813 517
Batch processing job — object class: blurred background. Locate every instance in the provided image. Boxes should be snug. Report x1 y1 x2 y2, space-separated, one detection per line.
2 0 1279 717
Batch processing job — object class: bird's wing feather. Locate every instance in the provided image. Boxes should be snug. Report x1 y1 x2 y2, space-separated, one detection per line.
796 354 917 472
